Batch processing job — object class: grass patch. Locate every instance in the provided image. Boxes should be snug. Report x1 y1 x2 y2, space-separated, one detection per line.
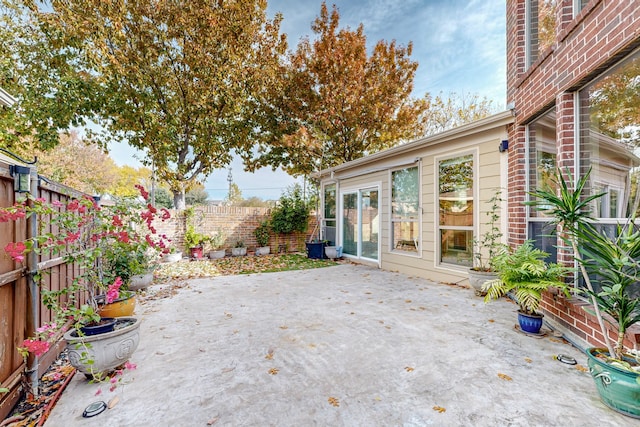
154 253 338 281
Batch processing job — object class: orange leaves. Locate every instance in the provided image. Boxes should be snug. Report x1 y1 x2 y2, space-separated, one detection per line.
268 368 279 375
432 406 446 413
497 373 512 381
328 397 340 407
404 366 414 372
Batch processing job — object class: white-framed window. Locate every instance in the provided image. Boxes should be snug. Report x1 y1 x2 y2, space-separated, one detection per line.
391 166 420 254
437 153 474 267
321 182 337 244
526 108 559 262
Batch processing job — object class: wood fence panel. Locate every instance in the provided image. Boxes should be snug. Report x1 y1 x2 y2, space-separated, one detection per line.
0 166 27 420
0 164 87 419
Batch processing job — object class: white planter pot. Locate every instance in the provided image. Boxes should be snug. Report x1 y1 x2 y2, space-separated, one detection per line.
468 269 498 296
209 249 226 259
255 246 270 256
64 317 141 376
129 272 154 291
324 246 342 259
231 247 247 257
162 252 183 263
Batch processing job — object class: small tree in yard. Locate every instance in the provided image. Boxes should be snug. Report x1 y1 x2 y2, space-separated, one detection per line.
270 184 309 252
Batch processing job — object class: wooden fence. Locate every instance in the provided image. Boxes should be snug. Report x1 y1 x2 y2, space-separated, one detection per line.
0 156 86 420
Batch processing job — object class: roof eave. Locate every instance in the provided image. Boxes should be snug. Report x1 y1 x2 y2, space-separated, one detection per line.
314 110 514 179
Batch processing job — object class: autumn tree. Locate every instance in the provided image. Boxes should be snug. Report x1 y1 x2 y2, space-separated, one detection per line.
107 165 153 199
28 0 287 209
31 131 118 195
225 183 243 206
0 0 100 152
243 2 428 177
422 92 496 136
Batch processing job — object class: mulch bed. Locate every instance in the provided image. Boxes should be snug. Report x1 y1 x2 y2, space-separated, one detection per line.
1 352 75 427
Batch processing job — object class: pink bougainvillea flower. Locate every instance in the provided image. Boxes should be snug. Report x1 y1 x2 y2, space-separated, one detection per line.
135 184 150 200
95 389 102 396
146 203 157 214
160 208 170 221
117 231 130 243
112 215 123 227
67 199 79 211
106 277 123 304
21 339 50 356
64 231 80 243
52 200 63 208
4 241 26 262
124 361 137 370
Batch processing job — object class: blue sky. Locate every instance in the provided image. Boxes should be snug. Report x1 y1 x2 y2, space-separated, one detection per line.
109 0 507 201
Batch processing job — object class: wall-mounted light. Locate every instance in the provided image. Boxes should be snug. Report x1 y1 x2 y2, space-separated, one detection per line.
498 140 509 153
0 147 37 193
10 164 31 193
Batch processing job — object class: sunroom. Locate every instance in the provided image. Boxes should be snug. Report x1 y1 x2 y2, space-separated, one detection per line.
314 111 514 283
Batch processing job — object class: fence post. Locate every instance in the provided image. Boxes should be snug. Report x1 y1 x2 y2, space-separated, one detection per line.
25 167 39 396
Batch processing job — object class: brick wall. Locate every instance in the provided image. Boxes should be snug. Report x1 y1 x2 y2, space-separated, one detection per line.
506 0 640 347
541 291 640 350
153 206 321 254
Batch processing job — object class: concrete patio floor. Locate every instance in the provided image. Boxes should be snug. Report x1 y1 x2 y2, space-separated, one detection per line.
45 264 637 426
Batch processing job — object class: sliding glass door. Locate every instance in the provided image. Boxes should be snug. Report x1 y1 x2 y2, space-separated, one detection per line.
341 187 379 261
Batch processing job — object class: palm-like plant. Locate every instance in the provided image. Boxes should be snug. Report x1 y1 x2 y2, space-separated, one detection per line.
483 241 570 315
577 223 640 359
527 167 622 357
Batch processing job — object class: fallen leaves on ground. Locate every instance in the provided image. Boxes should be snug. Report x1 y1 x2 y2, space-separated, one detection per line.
268 368 279 375
497 373 512 381
433 406 446 413
575 364 589 372
404 366 414 372
524 357 532 363
154 254 337 281
328 397 340 407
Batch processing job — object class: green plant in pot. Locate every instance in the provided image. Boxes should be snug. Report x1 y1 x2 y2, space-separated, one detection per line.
482 241 570 334
184 225 207 259
207 229 226 259
469 189 508 295
529 168 640 418
254 220 271 255
232 239 247 256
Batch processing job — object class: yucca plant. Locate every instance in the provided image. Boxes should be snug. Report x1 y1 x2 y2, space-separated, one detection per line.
576 222 640 360
527 168 616 356
483 241 570 315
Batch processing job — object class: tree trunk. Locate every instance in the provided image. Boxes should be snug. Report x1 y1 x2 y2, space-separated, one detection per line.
173 189 186 210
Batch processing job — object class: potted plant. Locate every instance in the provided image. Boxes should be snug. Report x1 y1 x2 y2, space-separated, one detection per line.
254 220 271 256
208 229 226 259
184 225 207 259
469 189 508 296
3 184 170 382
324 245 342 259
231 239 247 256
529 168 640 418
482 241 570 334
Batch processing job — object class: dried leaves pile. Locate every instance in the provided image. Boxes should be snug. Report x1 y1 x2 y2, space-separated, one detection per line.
154 253 337 282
